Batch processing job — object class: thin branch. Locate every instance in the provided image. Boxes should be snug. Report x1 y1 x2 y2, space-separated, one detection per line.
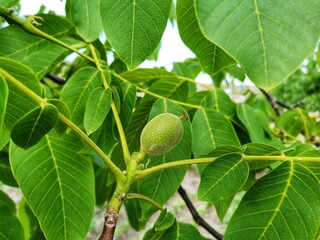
178 186 223 240
259 88 280 116
45 73 65 85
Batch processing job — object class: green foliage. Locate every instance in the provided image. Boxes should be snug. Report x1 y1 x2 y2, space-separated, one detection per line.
0 1 319 240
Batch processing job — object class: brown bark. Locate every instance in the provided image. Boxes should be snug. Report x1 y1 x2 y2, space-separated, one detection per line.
99 209 119 240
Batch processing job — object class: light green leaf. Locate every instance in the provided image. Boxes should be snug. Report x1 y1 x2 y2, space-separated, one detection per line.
198 154 249 202
126 99 191 230
120 68 175 84
0 15 76 79
195 0 320 90
11 104 59 149
192 108 240 157
154 209 175 232
225 161 320 240
0 0 19 8
10 132 95 240
0 128 10 151
60 67 102 125
0 57 41 131
66 0 103 42
0 190 25 240
201 89 236 118
0 75 8 130
101 0 171 68
84 87 112 135
177 0 234 76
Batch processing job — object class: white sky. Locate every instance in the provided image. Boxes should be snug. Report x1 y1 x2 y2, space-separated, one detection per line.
18 0 215 84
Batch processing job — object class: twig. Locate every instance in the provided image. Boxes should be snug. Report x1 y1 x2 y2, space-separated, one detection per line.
45 73 65 85
259 88 281 116
178 186 223 240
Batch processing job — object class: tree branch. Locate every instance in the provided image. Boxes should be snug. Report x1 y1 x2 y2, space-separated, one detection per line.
45 73 65 85
178 186 223 240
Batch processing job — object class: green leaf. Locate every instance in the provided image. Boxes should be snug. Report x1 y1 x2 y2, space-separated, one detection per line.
0 0 19 7
0 15 76 79
0 152 18 187
143 212 207 240
297 150 320 180
0 57 41 131
0 190 25 240
198 154 249 202
119 82 137 131
0 74 8 130
225 161 320 240
201 89 236 118
66 0 103 42
242 143 282 170
60 67 102 125
84 87 112 135
195 0 320 90
176 0 235 76
101 0 171 68
192 108 240 157
10 132 95 240
120 68 175 84
48 99 71 135
276 108 314 140
11 104 59 149
126 99 191 230
0 128 10 151
237 103 282 148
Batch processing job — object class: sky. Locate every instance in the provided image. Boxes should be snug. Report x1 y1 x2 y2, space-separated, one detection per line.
18 0 216 84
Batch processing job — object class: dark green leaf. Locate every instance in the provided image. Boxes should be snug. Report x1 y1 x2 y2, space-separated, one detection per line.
0 152 18 187
225 161 320 240
119 82 137 131
66 0 103 42
198 154 249 202
11 104 59 149
10 132 95 240
192 108 240 157
177 0 235 76
101 0 171 68
0 191 25 240
195 0 320 90
84 87 112 135
48 99 71 135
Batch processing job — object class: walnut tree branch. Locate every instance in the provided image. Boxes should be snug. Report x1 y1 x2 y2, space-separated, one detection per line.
178 186 223 240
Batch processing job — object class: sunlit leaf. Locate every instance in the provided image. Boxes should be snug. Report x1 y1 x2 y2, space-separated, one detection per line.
101 0 171 68
10 132 95 240
195 0 320 89
0 0 19 7
11 104 59 149
192 108 240 157
0 15 77 78
60 67 102 125
225 161 320 240
297 150 320 180
198 154 248 202
84 87 112 135
66 0 103 42
0 58 41 131
177 0 235 76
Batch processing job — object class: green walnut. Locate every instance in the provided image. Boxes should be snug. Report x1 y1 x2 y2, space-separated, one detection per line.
140 113 184 156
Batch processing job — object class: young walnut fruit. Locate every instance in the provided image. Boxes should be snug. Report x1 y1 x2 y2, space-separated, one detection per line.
140 113 184 156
